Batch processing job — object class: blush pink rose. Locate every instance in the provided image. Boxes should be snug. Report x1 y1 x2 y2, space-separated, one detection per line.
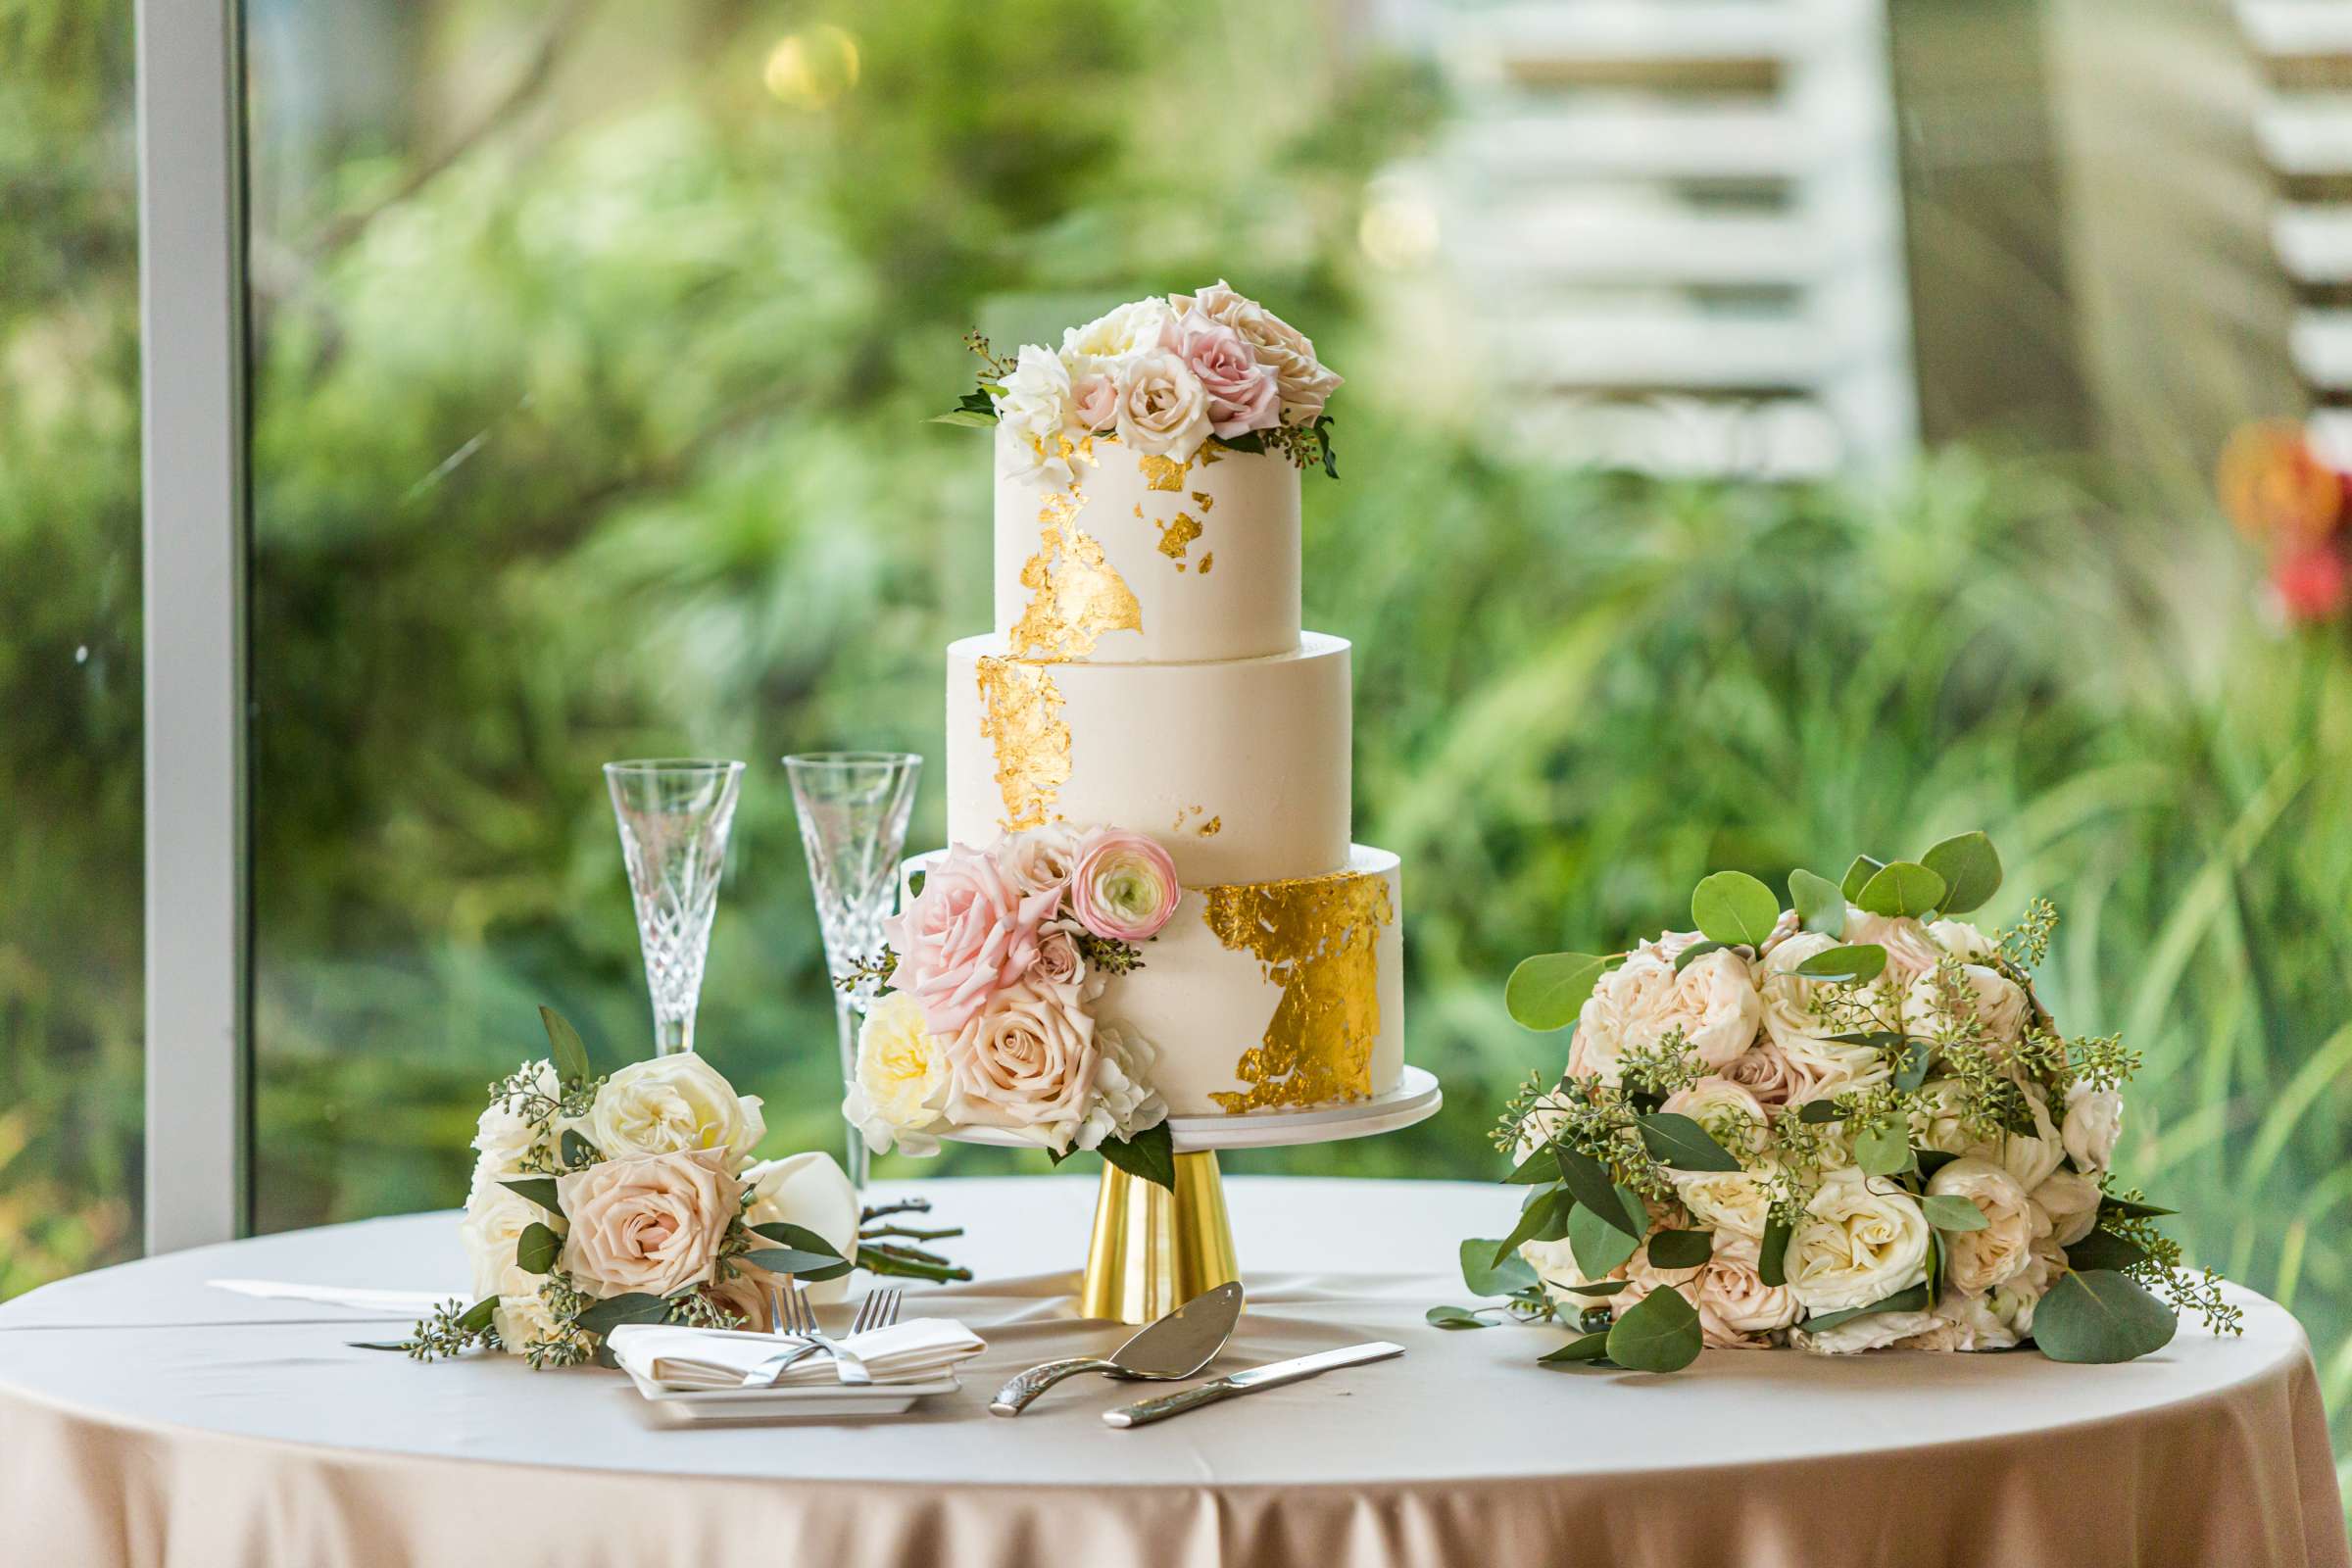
943 980 1101 1152
884 844 1059 1036
1068 359 1120 434
1163 309 1280 438
1070 828 1182 942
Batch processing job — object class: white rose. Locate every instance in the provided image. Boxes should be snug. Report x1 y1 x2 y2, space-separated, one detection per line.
1520 1235 1620 1309
843 991 951 1156
1061 297 1174 363
1784 1168 1932 1313
1674 1167 1777 1239
1841 909 1944 988
1690 1232 1800 1346
1899 1289 2020 1352
2031 1168 2102 1247
1994 1084 2067 1191
1571 950 1761 1086
1989 1235 2067 1336
459 1179 546 1305
742 1150 862 1305
1796 1308 1941 1355
471 1058 560 1175
2063 1084 2123 1174
590 1052 765 1168
994 344 1078 484
1659 1075 1768 1160
492 1289 564 1357
1074 1021 1169 1152
1928 919 1998 961
1111 349 1212 459
1753 933 1893 1099
1898 961 2028 1048
1927 1155 2048 1294
1717 1037 1820 1106
1172 280 1344 420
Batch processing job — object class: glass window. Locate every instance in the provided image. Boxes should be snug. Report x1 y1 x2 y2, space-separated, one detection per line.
0 1 144 1295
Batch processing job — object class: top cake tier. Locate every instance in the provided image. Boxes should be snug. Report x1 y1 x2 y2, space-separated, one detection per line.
994 426 1300 665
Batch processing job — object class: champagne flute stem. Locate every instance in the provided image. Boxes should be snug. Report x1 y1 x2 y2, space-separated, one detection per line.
835 997 869 1190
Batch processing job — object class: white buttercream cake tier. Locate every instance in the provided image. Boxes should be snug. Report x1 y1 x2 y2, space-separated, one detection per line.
945 632 1351 885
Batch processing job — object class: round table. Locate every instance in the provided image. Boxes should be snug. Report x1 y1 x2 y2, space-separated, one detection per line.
1 1176 2343 1568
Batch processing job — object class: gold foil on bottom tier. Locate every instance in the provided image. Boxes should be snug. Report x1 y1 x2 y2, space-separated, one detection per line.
1080 1151 1240 1324
1202 863 1396 1112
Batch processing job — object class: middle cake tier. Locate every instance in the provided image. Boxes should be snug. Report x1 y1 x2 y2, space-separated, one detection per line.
945 631 1352 885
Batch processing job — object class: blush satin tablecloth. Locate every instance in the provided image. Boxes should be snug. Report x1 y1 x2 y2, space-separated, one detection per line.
0 1175 2344 1568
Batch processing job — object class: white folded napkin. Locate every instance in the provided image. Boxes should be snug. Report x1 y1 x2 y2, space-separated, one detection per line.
209 1279 455 1313
607 1317 987 1393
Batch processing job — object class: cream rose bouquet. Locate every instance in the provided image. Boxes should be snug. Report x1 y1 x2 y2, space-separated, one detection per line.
392 1007 968 1369
839 822 1177 1189
934 282 1342 484
1435 834 2239 1372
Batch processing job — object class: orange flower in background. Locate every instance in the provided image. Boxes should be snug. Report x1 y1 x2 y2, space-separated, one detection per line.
2219 420 2345 547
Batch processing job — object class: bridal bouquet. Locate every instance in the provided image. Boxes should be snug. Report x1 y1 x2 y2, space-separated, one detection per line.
936 281 1344 482
1437 834 2236 1371
840 823 1176 1187
396 1007 965 1369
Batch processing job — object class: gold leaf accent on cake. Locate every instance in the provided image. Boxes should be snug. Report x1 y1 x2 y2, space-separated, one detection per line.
1007 482 1143 660
1138 454 1189 492
974 656 1070 830
1203 866 1394 1111
1199 815 1221 837
1198 551 1213 575
1154 511 1202 564
1191 490 1214 512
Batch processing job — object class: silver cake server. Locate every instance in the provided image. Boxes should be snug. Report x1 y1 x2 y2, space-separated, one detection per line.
989 1280 1245 1416
1101 1340 1404 1428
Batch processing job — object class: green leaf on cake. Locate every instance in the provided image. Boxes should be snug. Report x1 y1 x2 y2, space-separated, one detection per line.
1460 1238 1540 1298
1759 1218 1793 1286
515 1221 563 1274
1788 868 1847 937
1605 1284 1703 1372
1540 1331 1616 1367
1690 870 1780 948
1645 1228 1714 1269
1099 1122 1177 1192
539 1005 592 1087
1556 1149 1645 1237
1854 861 1947 919
1921 1195 1990 1232
1840 855 1886 902
1671 939 1728 973
1792 943 1887 984
1425 1304 1492 1330
1505 953 1611 1031
1921 832 2002 915
501 1176 562 1214
2066 1228 2152 1271
906 869 926 900
2033 1270 2178 1363
1568 1193 1646 1280
1635 1112 1743 1172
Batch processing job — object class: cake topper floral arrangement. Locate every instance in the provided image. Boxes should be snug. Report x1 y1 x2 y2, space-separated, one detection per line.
936 282 1343 484
383 1007 967 1369
837 823 1181 1190
1435 833 2237 1372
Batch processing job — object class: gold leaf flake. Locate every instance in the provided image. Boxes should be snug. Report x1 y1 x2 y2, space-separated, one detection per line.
1153 511 1202 564
975 656 1069 831
1138 454 1189 492
1198 551 1213 575
1007 482 1142 660
1198 815 1221 837
1191 490 1214 513
1203 867 1394 1111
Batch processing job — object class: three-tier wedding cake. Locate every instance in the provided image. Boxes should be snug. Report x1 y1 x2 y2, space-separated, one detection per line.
846 286 1400 1164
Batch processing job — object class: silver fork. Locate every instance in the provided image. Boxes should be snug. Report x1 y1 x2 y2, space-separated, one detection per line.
739 1278 885 1388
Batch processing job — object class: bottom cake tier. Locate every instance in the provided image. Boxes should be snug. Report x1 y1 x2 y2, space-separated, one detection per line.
902 845 1403 1117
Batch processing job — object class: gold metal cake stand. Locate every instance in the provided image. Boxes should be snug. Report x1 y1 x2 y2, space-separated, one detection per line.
945 1065 1443 1323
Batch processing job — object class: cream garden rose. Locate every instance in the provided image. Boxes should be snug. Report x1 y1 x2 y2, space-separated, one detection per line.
556 1150 740 1299
470 1058 560 1175
1784 1167 1931 1313
1111 348 1212 459
1674 1165 1777 1239
844 991 951 1156
945 979 1100 1152
1898 960 2028 1049
2031 1167 2103 1247
1926 1155 2047 1294
1174 280 1343 420
590 1051 766 1166
1659 1075 1769 1159
1754 932 1893 1099
742 1150 862 1306
1571 949 1761 1085
2063 1084 2123 1174
1062 297 1174 363
1073 1021 1168 1152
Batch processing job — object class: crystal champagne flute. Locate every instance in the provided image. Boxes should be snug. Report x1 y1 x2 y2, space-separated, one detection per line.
605 759 746 1055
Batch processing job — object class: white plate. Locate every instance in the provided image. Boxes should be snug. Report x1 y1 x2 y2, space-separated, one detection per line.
624 1365 963 1424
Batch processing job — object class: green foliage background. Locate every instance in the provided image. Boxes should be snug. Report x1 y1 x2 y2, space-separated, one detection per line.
5 0 2352 1483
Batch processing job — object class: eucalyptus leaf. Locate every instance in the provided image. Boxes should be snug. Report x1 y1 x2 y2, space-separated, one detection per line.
1492 1190 1573 1266
1503 1148 1561 1185
1556 1149 1645 1236
1506 953 1612 1031
1568 1196 1644 1280
1796 1099 1845 1124
1915 1148 1958 1179
1425 1304 1492 1330
560 1129 598 1170
1792 943 1887 984
2066 1229 2152 1271
515 1220 562 1274
1800 1282 1933 1334
1636 1111 1743 1173
2033 1269 2178 1363
457 1296 499 1335
539 1005 591 1087
1645 1228 1714 1269
1605 1284 1703 1372
906 869 926 900
1690 870 1780 948
501 1177 562 1214
1855 1123 1914 1177
1460 1238 1541 1298
1840 855 1886 902
742 1246 855 1282
2100 1198 2178 1219
1099 1121 1177 1192
1921 1195 1989 1232
1672 939 1728 974
1922 832 2002 915
750 1221 847 1261
929 408 999 427
1549 1277 1630 1297
1789 868 1846 937
574 1292 673 1337
1539 1332 1615 1365
1892 1037 1934 1093
1759 1218 1792 1287
1854 861 1947 919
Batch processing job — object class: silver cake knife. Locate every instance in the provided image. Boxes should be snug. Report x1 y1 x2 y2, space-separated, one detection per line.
1101 1341 1403 1427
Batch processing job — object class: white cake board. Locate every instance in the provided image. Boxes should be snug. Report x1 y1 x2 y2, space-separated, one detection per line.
940 1065 1443 1154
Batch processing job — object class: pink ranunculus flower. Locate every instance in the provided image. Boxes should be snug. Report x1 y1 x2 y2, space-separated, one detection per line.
1163 309 1280 438
1069 828 1182 942
883 844 1059 1037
